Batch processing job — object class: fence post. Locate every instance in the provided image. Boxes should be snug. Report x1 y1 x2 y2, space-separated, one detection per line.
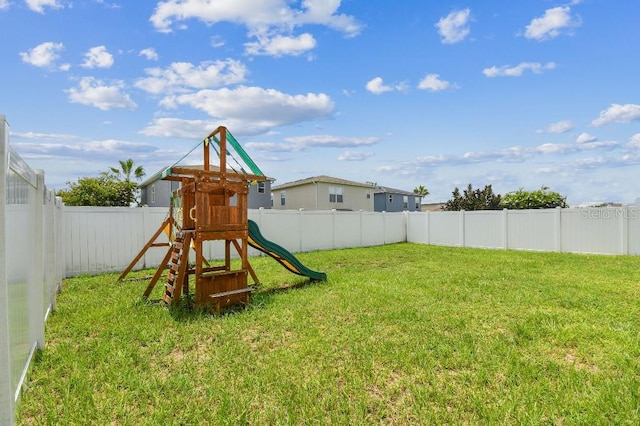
621 206 629 255
359 209 364 247
0 115 15 425
555 207 562 253
425 211 430 245
29 171 45 351
502 208 509 250
383 211 387 245
460 210 465 247
44 189 57 317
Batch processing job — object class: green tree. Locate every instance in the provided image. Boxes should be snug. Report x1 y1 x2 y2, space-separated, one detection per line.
57 159 145 207
110 158 145 183
57 173 137 206
413 185 430 197
501 186 568 209
443 183 502 211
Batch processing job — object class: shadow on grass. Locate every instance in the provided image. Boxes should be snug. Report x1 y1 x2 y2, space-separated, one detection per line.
135 278 325 322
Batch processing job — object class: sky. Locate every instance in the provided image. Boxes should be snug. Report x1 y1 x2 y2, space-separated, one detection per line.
1 0 639 206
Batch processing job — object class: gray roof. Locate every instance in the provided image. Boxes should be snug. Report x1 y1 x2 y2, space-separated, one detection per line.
374 185 418 197
272 175 375 190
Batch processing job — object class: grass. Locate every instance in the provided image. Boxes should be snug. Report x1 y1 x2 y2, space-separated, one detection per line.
17 243 640 425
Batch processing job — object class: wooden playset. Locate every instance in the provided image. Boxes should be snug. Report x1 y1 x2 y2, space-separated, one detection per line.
118 126 268 312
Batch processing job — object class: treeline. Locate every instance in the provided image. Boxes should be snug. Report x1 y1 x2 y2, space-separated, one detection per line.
442 184 568 211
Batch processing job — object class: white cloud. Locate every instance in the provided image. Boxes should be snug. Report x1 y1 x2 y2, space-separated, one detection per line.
627 134 640 148
435 8 471 44
12 131 80 141
576 132 597 144
19 41 66 69
244 142 302 152
210 35 226 48
67 77 137 111
524 6 580 41
13 139 156 161
536 120 573 134
591 104 640 127
286 135 378 148
136 60 248 95
138 117 215 139
417 74 453 92
161 86 334 135
139 48 159 61
0 0 9 10
365 77 407 94
338 151 374 161
81 46 114 69
244 33 316 57
150 0 361 38
246 135 378 153
366 77 392 94
25 0 62 13
483 62 556 77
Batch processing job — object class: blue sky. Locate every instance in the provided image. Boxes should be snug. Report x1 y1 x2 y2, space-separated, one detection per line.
1 0 639 205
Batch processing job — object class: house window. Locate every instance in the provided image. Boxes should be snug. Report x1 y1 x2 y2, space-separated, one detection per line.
151 185 156 204
258 182 265 193
329 186 343 203
403 196 408 210
280 191 286 206
415 201 420 210
388 194 393 204
366 190 371 199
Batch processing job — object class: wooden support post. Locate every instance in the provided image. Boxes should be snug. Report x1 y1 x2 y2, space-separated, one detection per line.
232 239 260 284
118 216 171 281
225 240 231 271
142 244 173 298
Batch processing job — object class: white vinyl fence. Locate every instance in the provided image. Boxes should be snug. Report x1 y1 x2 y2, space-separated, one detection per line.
63 207 408 277
1 116 64 425
407 207 640 255
63 204 640 278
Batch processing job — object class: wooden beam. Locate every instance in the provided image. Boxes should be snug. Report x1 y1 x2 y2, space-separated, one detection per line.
142 244 173 298
118 216 171 281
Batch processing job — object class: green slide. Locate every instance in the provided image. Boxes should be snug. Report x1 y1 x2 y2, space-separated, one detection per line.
248 220 327 282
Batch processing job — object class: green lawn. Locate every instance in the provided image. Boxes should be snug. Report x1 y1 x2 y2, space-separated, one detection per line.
17 243 640 425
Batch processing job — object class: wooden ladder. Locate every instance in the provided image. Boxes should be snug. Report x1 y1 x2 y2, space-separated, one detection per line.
163 232 191 305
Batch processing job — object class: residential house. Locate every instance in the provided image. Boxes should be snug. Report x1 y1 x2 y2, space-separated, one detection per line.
421 202 446 211
139 165 274 209
271 175 375 211
374 185 422 212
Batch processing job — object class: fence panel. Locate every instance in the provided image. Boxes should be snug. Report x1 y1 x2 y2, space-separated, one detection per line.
627 207 640 255
428 211 463 246
561 208 625 255
1 115 62 425
64 207 172 276
507 209 557 252
361 212 385 247
383 212 406 244
406 211 428 244
464 210 503 249
300 210 335 251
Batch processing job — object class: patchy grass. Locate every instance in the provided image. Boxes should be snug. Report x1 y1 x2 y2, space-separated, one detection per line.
17 243 640 425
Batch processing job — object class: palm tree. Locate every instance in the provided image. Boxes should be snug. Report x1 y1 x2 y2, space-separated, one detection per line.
413 185 429 197
109 159 145 206
110 159 145 183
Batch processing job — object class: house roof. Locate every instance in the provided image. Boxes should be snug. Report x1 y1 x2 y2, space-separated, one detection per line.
272 175 375 191
139 164 275 188
374 185 418 197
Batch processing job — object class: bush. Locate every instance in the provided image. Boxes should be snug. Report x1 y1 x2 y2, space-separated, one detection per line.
500 186 568 209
